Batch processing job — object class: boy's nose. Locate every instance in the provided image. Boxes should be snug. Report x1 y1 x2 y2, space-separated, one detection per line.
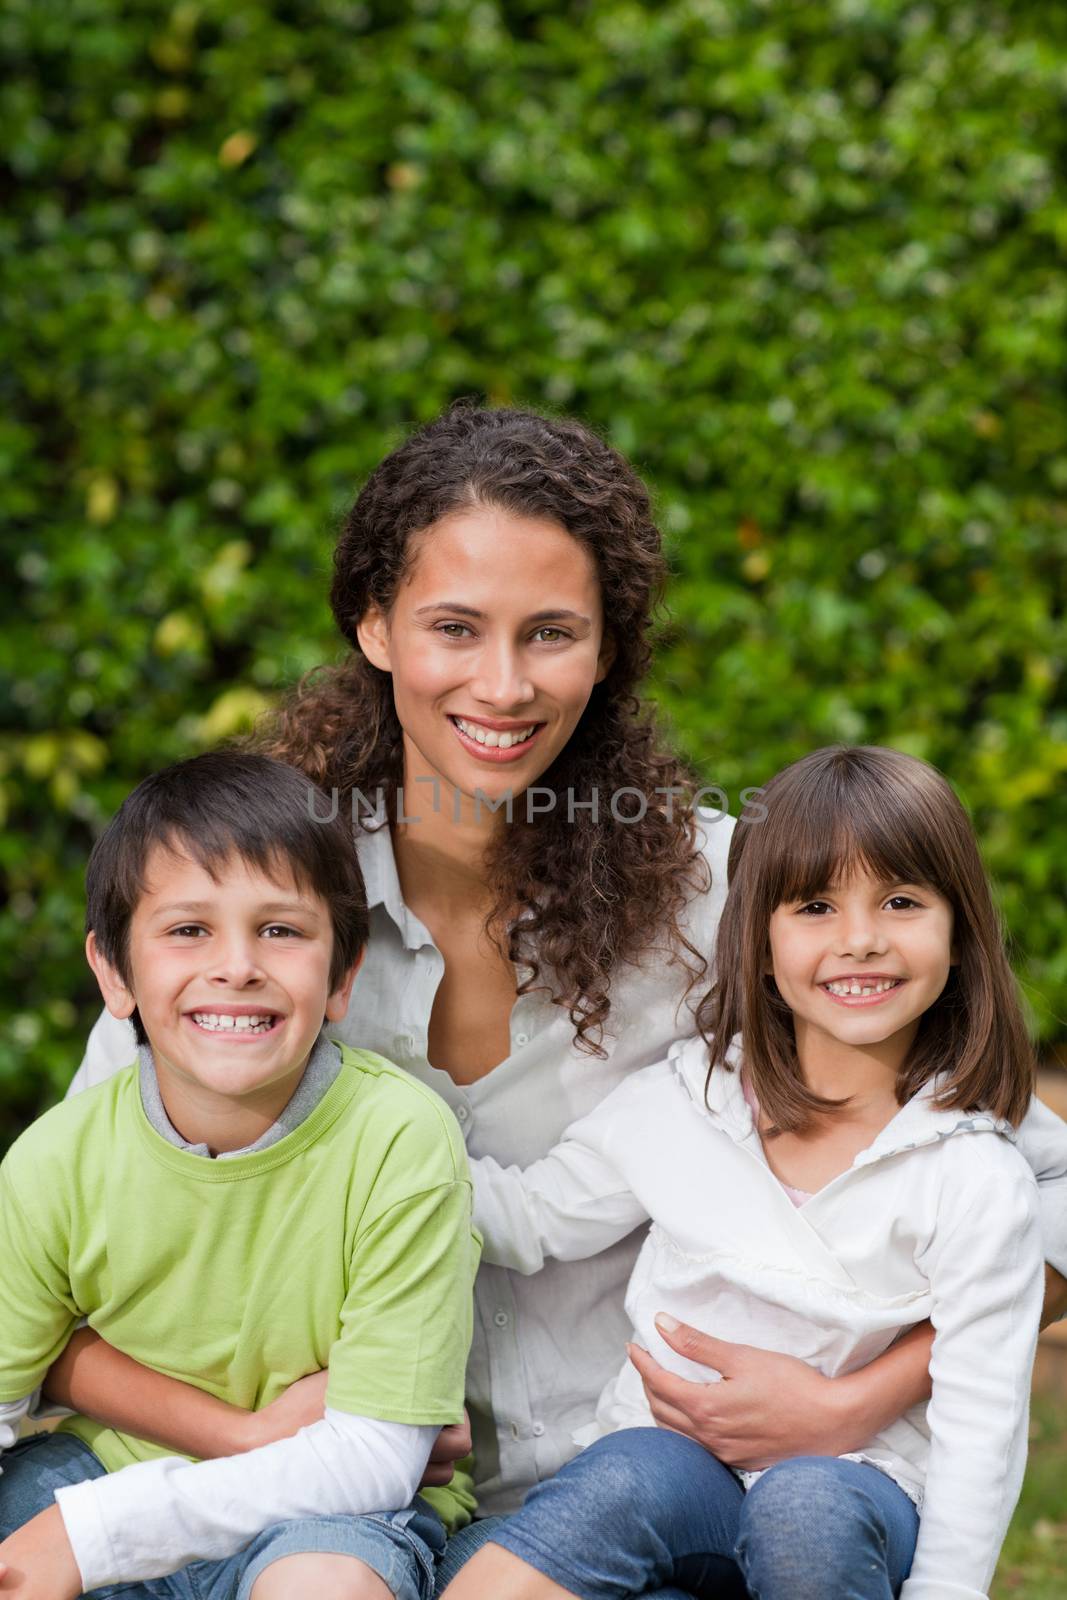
206 939 264 984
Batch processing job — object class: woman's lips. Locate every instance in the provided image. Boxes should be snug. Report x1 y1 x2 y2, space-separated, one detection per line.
448 716 545 764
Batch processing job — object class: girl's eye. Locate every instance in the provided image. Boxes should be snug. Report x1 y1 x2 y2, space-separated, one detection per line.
797 900 833 916
885 895 921 911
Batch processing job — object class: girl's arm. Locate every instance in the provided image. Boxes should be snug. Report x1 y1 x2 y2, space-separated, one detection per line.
43 1330 326 1457
902 1157 1044 1600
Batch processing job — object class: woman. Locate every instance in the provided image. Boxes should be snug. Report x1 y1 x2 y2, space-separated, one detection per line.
63 406 1067 1596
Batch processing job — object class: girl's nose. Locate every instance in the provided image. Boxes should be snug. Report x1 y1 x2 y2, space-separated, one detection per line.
835 914 888 960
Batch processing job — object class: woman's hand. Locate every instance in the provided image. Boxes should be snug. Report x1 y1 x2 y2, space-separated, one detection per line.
0 1506 81 1600
421 1412 472 1487
245 1369 329 1448
629 1311 935 1472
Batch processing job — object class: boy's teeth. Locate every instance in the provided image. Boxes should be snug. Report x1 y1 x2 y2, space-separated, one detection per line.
823 980 901 998
454 717 536 750
192 1013 275 1032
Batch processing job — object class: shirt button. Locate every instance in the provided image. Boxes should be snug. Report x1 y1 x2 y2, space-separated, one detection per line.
532 1421 545 1437
514 1032 529 1047
494 1310 509 1328
456 1105 469 1123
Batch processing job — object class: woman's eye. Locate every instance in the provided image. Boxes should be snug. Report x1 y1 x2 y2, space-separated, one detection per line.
532 626 568 644
436 622 473 639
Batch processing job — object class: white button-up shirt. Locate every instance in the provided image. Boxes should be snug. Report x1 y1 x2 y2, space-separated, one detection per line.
71 816 1067 1515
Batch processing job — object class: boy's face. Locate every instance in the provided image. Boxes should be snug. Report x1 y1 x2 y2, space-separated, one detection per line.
87 844 359 1115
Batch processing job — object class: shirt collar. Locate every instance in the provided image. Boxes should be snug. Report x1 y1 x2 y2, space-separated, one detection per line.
356 821 435 952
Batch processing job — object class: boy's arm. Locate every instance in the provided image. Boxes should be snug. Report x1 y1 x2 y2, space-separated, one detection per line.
51 1176 478 1589
0 1155 82 1461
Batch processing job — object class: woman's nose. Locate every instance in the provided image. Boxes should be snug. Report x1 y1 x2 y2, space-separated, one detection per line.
470 641 535 708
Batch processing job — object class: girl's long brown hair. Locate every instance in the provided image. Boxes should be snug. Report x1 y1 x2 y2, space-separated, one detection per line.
256 404 709 1051
703 746 1035 1130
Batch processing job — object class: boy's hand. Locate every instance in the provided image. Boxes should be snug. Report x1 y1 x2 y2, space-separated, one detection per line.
0 1506 82 1600
421 1411 472 1487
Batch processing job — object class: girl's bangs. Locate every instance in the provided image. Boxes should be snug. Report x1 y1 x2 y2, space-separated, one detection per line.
763 763 952 908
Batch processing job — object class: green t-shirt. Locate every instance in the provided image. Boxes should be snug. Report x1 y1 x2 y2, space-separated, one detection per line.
0 1044 481 1531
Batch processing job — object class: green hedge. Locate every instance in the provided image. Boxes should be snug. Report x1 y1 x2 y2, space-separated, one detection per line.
3 0 1066 1146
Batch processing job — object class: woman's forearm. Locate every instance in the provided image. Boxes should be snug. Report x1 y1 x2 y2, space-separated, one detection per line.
43 1330 258 1459
830 1321 934 1452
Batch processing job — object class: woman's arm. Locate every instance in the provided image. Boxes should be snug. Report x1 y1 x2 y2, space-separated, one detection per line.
43 1329 324 1457
631 1315 934 1471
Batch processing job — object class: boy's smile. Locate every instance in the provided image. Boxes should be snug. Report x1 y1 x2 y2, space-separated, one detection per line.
86 843 359 1151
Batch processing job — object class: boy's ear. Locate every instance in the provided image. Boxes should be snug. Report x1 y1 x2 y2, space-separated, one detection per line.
85 931 137 1020
355 606 392 673
325 947 365 1024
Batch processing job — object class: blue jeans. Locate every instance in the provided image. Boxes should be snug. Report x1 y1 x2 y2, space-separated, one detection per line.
0 1433 445 1600
480 1428 920 1599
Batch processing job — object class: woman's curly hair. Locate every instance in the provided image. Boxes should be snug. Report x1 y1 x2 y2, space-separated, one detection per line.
256 404 709 1052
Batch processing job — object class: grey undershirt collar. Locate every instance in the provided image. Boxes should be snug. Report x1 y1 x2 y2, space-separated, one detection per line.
138 1029 342 1159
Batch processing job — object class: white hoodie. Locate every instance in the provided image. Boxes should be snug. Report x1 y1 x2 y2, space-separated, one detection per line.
472 1036 1044 1600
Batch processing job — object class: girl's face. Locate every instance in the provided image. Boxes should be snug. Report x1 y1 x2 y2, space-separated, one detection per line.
357 504 614 809
768 865 954 1069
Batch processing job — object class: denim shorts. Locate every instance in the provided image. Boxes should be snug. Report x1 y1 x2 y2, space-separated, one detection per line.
486 1427 918 1600
0 1432 446 1600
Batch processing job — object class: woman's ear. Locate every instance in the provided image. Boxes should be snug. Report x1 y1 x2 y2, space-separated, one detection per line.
594 629 617 683
85 931 137 1020
356 606 392 672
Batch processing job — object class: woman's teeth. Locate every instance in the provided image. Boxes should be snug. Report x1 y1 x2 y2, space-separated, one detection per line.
191 1013 276 1032
823 979 902 998
453 717 538 750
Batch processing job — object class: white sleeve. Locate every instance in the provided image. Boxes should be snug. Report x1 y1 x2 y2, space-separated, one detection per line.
68 1007 138 1097
54 1408 437 1590
472 1110 649 1274
901 1158 1044 1600
1014 1094 1067 1280
0 1396 33 1459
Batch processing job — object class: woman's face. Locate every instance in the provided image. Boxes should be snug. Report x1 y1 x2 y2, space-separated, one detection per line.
357 504 614 809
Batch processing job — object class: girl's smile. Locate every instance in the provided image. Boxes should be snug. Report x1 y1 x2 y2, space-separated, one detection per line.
769 867 954 1071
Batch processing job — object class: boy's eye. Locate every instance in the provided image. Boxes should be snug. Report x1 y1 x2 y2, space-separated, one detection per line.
169 924 206 938
262 924 301 938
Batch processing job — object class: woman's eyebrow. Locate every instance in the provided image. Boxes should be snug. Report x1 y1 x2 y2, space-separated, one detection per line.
413 601 591 624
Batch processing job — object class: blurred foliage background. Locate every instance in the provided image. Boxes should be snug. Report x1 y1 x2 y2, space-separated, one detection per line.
3 0 1067 1146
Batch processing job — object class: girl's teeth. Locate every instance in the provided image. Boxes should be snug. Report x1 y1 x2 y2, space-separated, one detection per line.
454 717 536 750
823 980 900 998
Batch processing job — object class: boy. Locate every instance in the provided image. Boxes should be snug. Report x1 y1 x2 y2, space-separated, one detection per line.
0 752 480 1600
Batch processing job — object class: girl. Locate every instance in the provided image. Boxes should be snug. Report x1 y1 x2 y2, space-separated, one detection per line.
53 413 1066 1597
443 745 1045 1600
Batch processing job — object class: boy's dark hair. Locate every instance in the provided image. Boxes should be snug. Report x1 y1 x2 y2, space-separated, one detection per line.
701 745 1035 1131
86 752 368 1045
